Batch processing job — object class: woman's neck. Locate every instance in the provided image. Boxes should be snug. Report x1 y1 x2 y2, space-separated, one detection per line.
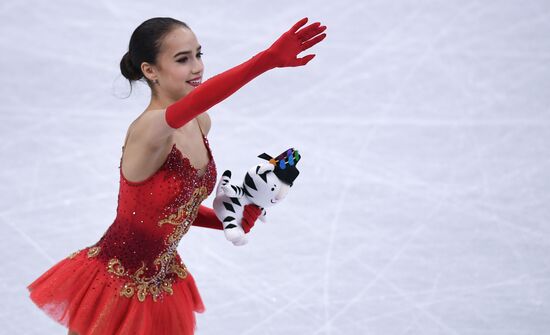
147 91 185 110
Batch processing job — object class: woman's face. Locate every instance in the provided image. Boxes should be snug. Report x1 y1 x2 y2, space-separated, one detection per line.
148 26 204 101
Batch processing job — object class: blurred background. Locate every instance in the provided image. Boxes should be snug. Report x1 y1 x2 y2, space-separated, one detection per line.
1 0 550 334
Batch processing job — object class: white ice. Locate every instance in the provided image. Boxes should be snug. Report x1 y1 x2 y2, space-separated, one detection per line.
1 0 550 334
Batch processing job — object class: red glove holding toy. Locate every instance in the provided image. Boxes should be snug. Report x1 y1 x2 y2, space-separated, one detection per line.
241 204 263 234
193 204 262 235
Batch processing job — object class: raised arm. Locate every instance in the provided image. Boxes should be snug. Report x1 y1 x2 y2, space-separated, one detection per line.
165 17 327 129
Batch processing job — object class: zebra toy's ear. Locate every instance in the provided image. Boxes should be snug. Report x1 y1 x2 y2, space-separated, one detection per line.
257 163 275 175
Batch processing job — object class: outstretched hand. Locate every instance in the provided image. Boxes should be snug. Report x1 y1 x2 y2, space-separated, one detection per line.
265 17 327 68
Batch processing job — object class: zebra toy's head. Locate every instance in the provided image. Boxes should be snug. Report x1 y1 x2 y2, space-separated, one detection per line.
242 163 292 208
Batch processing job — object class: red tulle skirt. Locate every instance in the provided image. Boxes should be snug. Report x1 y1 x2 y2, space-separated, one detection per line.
27 249 205 335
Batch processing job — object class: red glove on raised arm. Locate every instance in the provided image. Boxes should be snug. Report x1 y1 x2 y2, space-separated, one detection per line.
165 17 327 129
241 204 263 234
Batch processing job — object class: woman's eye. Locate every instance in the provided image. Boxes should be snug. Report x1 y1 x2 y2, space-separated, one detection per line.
177 52 202 63
177 53 202 63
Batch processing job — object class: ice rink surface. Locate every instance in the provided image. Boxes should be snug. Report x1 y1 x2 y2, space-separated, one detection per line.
1 0 550 334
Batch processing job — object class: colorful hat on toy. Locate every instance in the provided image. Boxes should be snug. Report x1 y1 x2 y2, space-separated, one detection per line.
258 148 301 186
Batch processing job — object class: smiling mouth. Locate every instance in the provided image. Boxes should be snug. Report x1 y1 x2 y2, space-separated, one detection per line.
186 78 202 87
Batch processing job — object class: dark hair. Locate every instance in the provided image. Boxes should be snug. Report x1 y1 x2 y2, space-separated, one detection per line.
120 17 189 86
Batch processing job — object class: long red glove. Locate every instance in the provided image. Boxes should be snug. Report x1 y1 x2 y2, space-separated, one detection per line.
192 204 263 234
165 17 327 128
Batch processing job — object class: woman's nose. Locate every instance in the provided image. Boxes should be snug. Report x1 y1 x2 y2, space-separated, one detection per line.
192 59 203 74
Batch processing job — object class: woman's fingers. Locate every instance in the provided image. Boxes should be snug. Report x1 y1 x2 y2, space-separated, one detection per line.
244 204 262 217
294 54 316 66
290 17 309 33
302 26 327 42
269 18 326 67
300 33 327 51
296 22 322 40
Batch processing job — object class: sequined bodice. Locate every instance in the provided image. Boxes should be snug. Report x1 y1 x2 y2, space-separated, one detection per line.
88 135 217 302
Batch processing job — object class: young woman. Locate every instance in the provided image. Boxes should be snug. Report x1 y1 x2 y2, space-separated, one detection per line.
27 16 327 335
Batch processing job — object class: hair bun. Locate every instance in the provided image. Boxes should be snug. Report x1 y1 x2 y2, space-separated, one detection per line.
120 51 142 81
120 18 189 92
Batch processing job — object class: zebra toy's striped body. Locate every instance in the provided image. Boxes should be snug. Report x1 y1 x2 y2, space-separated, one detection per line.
213 149 300 246
213 162 288 246
213 170 253 246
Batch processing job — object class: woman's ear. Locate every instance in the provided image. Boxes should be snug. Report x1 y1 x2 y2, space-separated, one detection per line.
141 62 157 82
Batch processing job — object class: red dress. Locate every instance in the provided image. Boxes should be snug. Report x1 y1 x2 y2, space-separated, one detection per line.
27 134 217 335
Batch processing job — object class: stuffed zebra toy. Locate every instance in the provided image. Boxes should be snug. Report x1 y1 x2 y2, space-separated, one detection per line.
213 148 301 246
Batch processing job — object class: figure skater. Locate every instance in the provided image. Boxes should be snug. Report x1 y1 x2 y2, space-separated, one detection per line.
27 16 327 335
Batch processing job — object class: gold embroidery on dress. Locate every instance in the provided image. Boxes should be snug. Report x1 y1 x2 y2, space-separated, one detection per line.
107 186 206 302
107 258 126 276
68 245 101 259
107 256 189 302
159 187 207 227
87 246 101 258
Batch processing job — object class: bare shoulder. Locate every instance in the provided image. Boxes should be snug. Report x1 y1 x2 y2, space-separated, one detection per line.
121 110 175 183
196 112 212 136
